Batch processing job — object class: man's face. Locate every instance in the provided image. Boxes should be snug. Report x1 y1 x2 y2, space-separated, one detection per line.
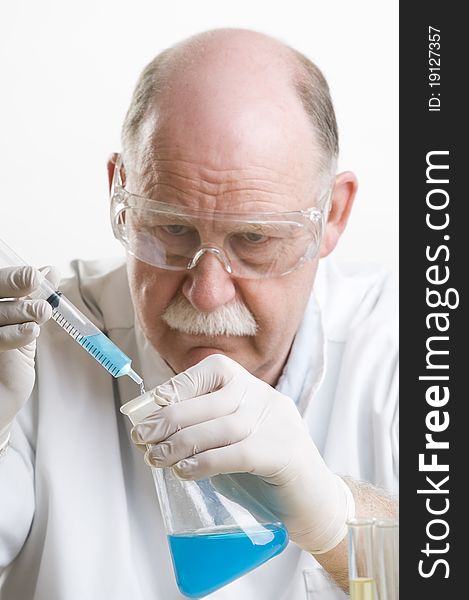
123 45 335 385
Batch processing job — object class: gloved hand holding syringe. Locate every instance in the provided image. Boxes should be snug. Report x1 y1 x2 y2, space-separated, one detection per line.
0 236 144 391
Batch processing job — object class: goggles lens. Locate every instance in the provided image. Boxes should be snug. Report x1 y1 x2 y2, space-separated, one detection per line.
110 157 328 279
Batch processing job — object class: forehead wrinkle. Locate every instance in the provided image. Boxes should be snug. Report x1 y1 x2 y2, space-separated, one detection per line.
149 155 303 180
156 159 300 179
132 157 310 200
139 178 304 211
149 137 312 179
138 180 297 213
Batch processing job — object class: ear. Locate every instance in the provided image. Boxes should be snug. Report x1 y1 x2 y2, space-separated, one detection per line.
106 153 122 194
319 171 358 258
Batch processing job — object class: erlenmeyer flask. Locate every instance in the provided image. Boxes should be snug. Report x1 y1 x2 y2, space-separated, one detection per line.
121 389 289 598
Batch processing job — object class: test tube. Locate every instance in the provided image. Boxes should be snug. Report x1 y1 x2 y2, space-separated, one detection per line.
347 518 377 600
374 519 399 600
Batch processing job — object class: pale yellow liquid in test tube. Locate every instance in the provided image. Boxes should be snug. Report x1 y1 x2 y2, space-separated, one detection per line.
350 577 375 600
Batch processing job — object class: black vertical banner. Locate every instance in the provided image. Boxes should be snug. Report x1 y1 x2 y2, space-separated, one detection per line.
400 3 465 597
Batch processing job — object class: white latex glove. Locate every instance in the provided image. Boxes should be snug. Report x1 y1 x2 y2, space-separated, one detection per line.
0 265 61 448
131 353 355 555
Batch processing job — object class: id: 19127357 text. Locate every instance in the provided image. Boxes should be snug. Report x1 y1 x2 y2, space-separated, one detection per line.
428 26 441 112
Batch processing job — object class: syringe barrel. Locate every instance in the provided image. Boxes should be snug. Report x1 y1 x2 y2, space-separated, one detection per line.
34 280 102 337
0 236 29 268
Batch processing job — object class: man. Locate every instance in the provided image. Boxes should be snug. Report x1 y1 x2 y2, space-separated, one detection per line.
0 29 398 599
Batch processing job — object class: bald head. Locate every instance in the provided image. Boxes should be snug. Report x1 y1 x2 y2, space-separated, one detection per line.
122 29 338 189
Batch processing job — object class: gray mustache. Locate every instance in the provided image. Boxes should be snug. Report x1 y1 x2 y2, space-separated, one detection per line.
161 295 258 337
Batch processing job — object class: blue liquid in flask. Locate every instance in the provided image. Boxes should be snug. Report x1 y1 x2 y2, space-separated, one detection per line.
168 523 288 598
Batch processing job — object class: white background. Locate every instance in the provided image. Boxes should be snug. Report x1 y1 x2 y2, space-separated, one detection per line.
0 0 398 276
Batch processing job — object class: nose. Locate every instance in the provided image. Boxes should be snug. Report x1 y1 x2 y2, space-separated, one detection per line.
182 251 236 312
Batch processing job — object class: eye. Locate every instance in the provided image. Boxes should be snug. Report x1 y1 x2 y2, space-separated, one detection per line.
161 224 192 235
240 232 268 243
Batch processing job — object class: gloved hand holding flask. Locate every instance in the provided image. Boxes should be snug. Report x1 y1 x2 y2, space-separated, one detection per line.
128 354 355 568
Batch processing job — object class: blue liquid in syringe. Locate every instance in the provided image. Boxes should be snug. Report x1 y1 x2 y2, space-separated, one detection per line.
47 292 132 378
49 300 143 387
168 523 288 598
78 332 132 377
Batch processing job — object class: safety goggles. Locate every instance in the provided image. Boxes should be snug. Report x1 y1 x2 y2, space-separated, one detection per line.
110 154 331 279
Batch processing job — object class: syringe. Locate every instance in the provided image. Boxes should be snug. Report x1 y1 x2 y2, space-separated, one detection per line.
0 236 144 390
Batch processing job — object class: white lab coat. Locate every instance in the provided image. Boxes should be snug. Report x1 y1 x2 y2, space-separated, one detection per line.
0 257 398 600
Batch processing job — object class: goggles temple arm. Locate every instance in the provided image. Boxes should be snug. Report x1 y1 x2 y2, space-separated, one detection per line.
112 153 125 193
